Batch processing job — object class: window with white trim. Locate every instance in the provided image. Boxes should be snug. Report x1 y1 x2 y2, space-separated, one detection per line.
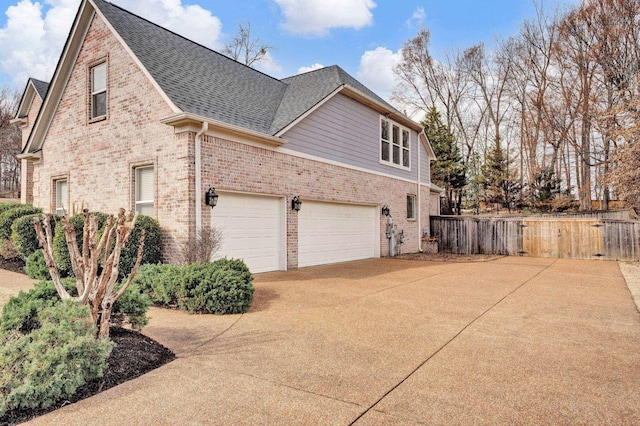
407 194 416 220
135 166 154 217
380 116 410 169
55 179 68 215
90 62 107 119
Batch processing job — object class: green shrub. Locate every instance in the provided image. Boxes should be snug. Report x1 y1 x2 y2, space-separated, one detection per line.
0 205 41 242
1 278 150 333
0 301 112 415
10 213 51 259
132 263 182 306
52 212 110 277
134 258 254 314
119 215 162 280
0 202 21 215
52 213 161 279
25 250 51 280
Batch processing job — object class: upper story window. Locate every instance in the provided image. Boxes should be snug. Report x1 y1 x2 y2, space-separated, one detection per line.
380 117 410 170
90 62 107 119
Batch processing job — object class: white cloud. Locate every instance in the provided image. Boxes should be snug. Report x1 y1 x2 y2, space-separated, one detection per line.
0 0 223 87
297 63 324 74
357 46 402 101
407 6 425 28
274 0 376 36
113 0 222 49
254 51 284 77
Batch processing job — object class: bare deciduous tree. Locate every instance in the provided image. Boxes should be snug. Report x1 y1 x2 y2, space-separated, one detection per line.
0 87 21 195
34 209 145 339
222 22 273 67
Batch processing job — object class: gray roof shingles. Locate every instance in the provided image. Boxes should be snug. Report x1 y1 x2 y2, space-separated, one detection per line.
92 0 398 136
30 78 50 99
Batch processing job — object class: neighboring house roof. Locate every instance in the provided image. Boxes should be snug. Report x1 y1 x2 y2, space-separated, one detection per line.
31 79 50 100
13 78 49 120
22 0 427 156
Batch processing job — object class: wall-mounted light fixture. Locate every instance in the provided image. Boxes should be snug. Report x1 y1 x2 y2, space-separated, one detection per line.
381 205 390 216
205 187 219 208
291 196 302 211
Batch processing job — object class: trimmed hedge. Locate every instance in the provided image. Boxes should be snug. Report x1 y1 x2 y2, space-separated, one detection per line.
0 202 21 215
52 212 161 279
0 301 112 415
0 205 42 242
25 250 51 280
133 258 254 314
10 213 49 259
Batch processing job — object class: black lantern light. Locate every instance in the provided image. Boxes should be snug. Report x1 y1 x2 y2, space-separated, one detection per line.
205 187 219 208
291 196 302 211
381 205 390 216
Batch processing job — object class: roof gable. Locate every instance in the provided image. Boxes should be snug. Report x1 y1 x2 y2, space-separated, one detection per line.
13 78 49 120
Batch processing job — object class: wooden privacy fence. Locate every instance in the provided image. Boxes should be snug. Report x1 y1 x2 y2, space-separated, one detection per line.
431 215 640 261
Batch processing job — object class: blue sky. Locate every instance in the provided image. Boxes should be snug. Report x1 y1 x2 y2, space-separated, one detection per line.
0 0 578 100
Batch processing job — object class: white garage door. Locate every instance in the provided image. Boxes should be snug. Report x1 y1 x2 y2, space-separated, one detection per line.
298 201 379 268
211 192 283 273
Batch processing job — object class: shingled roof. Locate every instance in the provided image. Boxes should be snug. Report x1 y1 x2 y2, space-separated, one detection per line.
92 0 402 136
30 78 50 99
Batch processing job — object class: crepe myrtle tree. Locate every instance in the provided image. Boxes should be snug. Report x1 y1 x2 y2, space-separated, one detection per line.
33 208 145 339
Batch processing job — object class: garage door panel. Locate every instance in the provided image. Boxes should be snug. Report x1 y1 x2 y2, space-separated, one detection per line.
299 201 378 268
211 193 283 273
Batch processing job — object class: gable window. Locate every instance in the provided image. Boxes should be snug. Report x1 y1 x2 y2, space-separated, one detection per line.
90 62 107 119
54 179 68 215
380 116 410 169
135 166 154 217
407 194 416 220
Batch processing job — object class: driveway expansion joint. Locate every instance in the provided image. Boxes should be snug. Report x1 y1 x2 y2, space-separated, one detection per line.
348 259 558 425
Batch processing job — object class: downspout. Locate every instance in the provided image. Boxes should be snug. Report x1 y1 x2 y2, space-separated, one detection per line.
417 132 422 252
195 122 208 235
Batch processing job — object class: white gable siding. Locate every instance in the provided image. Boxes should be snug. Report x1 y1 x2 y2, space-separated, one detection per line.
282 93 420 181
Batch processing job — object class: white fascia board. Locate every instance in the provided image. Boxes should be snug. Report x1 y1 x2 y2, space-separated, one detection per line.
420 130 437 160
14 81 37 121
160 112 287 146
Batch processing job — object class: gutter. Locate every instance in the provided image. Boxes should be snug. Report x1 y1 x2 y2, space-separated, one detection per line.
417 135 422 252
195 122 208 235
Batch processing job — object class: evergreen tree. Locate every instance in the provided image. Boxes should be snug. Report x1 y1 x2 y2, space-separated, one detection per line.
423 107 466 215
477 137 520 212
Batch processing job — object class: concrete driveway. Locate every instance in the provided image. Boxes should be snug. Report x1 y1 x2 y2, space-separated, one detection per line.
12 257 640 425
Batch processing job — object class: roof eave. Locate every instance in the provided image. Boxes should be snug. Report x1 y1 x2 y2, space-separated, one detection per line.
16 151 42 161
340 85 422 131
160 112 287 147
419 130 437 160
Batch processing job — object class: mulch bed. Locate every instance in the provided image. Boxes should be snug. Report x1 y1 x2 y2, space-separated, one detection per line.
0 257 26 275
0 261 176 425
0 328 175 425
396 252 504 262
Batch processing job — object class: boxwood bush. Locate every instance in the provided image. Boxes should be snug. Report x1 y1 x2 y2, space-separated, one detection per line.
0 301 112 415
0 205 42 242
0 202 21 215
10 213 58 259
25 250 50 280
133 258 254 314
52 212 161 279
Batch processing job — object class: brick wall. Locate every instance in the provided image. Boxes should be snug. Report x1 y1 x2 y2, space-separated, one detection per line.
20 92 42 204
199 134 426 268
30 14 189 262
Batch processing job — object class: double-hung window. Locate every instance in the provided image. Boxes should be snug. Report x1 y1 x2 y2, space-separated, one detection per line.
380 117 410 169
55 179 68 215
135 166 154 216
90 62 107 119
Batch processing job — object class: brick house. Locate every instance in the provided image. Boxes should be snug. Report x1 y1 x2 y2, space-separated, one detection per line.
14 0 440 273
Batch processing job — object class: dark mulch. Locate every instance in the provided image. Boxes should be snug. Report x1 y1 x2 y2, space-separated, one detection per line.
0 328 175 425
0 257 25 275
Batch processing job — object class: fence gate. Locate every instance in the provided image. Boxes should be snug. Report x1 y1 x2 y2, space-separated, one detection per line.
522 219 604 259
